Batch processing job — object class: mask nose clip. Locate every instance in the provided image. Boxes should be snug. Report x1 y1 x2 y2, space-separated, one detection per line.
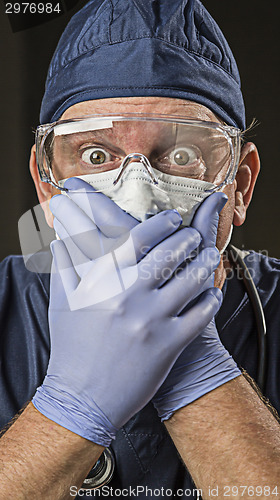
113 153 159 186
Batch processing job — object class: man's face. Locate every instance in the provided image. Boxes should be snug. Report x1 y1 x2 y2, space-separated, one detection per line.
32 96 259 287
57 96 236 254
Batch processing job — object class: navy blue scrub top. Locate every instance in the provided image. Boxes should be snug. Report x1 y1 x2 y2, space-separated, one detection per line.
0 251 280 498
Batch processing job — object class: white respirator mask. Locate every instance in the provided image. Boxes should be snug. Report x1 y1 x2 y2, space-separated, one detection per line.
58 153 215 226
58 153 233 253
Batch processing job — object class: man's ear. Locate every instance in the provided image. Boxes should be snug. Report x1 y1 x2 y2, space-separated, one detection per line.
233 142 260 227
29 145 59 228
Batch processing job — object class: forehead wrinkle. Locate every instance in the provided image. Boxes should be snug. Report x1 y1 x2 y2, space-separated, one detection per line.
113 120 178 154
60 98 221 123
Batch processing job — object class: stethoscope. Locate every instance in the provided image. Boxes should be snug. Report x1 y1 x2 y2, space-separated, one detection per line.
81 244 267 492
81 447 115 490
228 244 267 393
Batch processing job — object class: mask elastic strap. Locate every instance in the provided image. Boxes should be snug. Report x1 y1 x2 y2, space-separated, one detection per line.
220 224 233 254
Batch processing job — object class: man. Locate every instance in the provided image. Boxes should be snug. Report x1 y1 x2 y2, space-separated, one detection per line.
0 1 280 499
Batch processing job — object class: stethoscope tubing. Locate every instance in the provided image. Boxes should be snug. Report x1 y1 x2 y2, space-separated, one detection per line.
228 245 267 392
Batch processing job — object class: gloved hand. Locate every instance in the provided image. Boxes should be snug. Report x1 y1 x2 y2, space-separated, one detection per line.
52 177 139 271
32 179 223 446
152 193 241 421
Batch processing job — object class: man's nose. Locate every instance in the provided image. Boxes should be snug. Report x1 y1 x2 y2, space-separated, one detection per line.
113 153 159 186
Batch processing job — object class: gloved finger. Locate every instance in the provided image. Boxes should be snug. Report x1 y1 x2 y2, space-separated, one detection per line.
174 287 223 350
50 193 133 259
115 209 183 266
50 194 113 259
64 177 139 235
138 227 201 285
191 192 228 248
53 218 93 278
158 247 220 315
50 239 79 297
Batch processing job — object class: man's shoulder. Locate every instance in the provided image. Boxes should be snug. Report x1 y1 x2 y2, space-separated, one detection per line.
220 248 280 332
245 249 280 271
243 250 280 308
0 256 50 429
244 250 280 284
0 254 50 299
1 254 31 275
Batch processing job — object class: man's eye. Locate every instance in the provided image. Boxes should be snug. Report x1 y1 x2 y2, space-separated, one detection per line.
169 146 200 166
81 148 111 165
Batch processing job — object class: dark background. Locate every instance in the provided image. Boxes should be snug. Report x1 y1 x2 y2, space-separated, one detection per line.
1 0 279 261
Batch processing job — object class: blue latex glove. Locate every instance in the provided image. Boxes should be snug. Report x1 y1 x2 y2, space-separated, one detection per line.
32 180 223 446
152 193 241 421
52 177 139 271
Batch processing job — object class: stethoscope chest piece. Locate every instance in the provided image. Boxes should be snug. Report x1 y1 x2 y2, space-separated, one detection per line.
81 447 115 490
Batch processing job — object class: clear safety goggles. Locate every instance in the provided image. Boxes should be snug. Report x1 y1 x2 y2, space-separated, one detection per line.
35 114 242 192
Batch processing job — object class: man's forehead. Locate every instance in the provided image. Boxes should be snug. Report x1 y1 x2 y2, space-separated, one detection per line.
60 97 221 123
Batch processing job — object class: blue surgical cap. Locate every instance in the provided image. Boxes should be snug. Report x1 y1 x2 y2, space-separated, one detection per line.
40 0 246 129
